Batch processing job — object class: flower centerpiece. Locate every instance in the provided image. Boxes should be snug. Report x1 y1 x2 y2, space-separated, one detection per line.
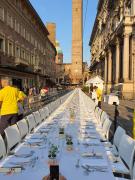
66 134 73 151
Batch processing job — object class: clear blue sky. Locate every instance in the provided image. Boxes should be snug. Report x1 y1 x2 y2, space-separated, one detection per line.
30 0 98 65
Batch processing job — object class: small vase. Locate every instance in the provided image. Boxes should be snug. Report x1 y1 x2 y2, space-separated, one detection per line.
59 133 65 138
66 144 73 151
48 158 58 166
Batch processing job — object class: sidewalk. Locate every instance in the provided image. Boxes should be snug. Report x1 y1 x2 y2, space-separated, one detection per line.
102 100 135 137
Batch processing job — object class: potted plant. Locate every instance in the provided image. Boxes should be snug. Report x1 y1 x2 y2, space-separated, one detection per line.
66 135 73 151
48 144 59 165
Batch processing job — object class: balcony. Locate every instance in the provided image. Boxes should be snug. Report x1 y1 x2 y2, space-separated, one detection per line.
15 57 29 67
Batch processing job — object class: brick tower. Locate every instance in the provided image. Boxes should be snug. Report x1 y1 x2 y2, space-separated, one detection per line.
71 0 83 84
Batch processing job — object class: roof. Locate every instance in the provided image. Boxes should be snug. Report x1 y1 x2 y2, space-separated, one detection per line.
89 0 104 46
26 0 49 36
86 76 104 84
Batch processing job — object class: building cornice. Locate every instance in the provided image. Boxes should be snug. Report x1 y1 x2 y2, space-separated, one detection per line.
26 0 49 36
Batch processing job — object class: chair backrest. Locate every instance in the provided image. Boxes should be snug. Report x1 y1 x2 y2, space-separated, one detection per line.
4 124 21 152
0 134 6 159
97 109 103 120
49 102 55 112
131 161 135 180
26 114 36 132
118 134 135 173
132 162 135 179
94 107 100 121
100 111 108 126
44 107 49 117
102 117 112 140
113 126 126 149
33 111 42 125
39 108 45 121
17 119 29 139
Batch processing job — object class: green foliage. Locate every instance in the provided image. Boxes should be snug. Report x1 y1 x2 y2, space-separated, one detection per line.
82 86 89 93
48 144 59 159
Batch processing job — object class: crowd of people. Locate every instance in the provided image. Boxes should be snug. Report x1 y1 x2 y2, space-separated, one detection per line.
0 76 49 137
0 77 102 137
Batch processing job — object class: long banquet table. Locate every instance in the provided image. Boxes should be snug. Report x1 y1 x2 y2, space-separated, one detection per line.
0 89 115 180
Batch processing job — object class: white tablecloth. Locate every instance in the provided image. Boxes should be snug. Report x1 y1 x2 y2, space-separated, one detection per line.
0 89 115 180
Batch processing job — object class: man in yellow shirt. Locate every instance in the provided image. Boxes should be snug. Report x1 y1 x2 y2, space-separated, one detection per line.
0 77 21 136
93 86 102 109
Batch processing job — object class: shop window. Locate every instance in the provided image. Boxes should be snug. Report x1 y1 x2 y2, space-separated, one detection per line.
21 49 25 59
15 20 20 33
7 12 13 28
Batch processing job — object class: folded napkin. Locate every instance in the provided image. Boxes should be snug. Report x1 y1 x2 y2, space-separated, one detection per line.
81 152 103 159
81 158 108 168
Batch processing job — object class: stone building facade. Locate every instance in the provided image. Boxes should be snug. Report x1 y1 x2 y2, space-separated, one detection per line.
46 22 65 85
90 0 135 99
0 0 56 91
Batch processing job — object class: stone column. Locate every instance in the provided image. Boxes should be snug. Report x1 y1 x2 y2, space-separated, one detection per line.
133 54 135 98
116 38 120 83
131 0 135 15
123 33 129 81
104 55 107 83
108 49 112 83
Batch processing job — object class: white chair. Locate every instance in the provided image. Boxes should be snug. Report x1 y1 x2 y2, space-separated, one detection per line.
112 134 135 178
113 126 126 150
17 119 29 139
33 111 42 125
46 104 51 114
115 163 135 179
0 134 6 159
26 114 36 132
100 111 108 126
44 107 49 118
95 107 100 121
4 124 21 152
49 102 55 112
39 108 45 121
105 126 126 156
99 117 112 141
132 163 135 180
98 109 103 120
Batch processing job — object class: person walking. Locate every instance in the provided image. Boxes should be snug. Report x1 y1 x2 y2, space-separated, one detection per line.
0 77 21 136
